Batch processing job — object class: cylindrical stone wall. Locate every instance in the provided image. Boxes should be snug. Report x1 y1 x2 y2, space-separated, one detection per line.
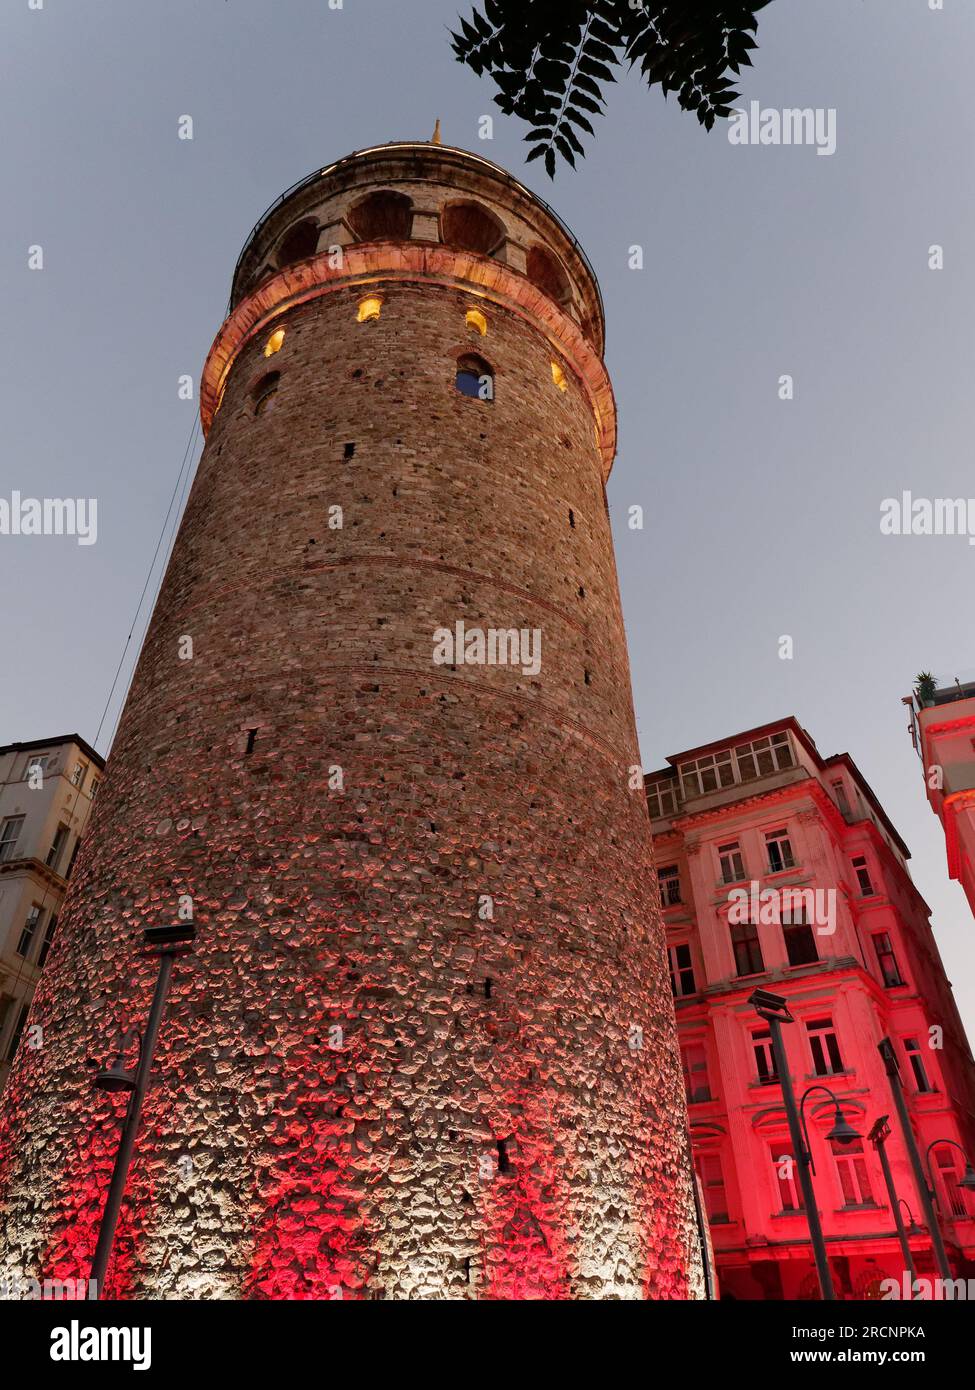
0 143 701 1300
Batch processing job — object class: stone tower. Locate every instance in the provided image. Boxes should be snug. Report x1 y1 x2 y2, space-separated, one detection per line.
0 142 701 1299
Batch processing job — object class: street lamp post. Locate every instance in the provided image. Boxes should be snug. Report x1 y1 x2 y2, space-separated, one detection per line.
868 1115 919 1294
877 1037 952 1284
89 923 195 1297
750 989 860 1302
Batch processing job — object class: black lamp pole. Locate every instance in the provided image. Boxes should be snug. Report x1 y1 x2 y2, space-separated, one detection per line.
89 924 194 1297
750 990 838 1301
877 1037 952 1283
868 1115 919 1294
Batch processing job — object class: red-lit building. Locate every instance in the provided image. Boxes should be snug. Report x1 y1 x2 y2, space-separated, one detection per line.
647 717 975 1299
905 674 975 925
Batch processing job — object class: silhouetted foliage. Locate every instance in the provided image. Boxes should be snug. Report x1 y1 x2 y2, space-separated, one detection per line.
451 0 774 176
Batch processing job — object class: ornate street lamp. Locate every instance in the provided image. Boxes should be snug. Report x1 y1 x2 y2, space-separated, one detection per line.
749 989 860 1301
878 1037 953 1283
868 1115 920 1293
88 922 195 1296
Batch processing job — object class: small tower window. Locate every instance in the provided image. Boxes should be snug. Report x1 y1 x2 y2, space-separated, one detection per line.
456 353 493 402
264 328 286 358
357 296 383 323
251 371 280 416
551 361 568 393
465 309 488 336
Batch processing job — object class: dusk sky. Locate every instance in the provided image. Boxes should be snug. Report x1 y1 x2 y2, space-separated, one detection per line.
2 0 974 1028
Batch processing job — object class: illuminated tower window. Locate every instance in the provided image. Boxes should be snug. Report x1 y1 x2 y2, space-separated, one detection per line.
357 296 382 323
251 371 280 416
264 328 286 358
465 309 488 336
551 361 568 393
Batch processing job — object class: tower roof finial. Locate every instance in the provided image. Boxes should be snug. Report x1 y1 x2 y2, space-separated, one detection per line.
431 119 442 146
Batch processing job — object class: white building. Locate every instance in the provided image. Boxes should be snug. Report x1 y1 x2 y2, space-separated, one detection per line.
0 735 103 1091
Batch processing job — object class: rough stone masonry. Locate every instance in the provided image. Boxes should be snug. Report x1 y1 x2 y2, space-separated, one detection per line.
0 141 704 1299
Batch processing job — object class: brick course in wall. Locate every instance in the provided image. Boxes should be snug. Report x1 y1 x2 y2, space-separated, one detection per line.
0 144 702 1299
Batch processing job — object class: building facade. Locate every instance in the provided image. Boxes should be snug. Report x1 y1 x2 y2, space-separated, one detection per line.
0 141 702 1300
906 675 975 924
0 737 103 1092
647 717 975 1299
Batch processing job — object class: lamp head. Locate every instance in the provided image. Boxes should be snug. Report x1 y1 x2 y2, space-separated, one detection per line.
827 1109 860 1146
93 1059 137 1093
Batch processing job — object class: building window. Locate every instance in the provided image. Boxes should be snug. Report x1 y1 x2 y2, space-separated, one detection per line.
934 1144 972 1219
753 1028 778 1084
770 1144 804 1212
46 824 70 872
252 371 280 415
455 354 493 401
25 755 48 780
37 915 58 970
765 827 795 873
264 328 286 357
903 1037 933 1092
831 778 852 817
681 1042 711 1104
852 855 875 896
465 308 488 336
831 1136 875 1207
70 762 88 789
356 296 383 323
718 840 746 884
551 361 568 393
0 816 25 863
668 942 696 997
680 749 735 798
89 778 100 801
735 731 795 781
4 1003 29 1063
646 780 679 819
873 932 904 987
807 1017 844 1076
696 1154 729 1223
17 906 42 960
731 921 764 977
658 864 682 907
783 910 818 967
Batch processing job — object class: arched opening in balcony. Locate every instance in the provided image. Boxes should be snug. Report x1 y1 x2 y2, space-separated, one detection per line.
348 190 414 242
